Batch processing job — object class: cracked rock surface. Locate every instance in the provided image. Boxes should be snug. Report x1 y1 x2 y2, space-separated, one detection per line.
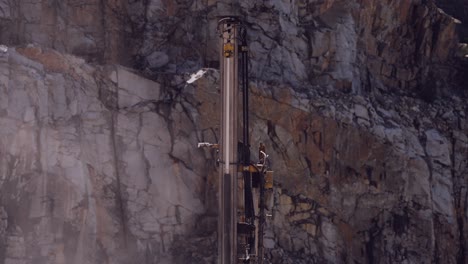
0 0 467 264
0 47 210 263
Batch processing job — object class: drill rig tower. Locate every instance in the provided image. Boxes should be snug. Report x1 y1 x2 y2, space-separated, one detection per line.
218 16 239 264
215 16 273 264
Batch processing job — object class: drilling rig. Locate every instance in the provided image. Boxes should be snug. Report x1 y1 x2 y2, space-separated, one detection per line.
199 17 274 264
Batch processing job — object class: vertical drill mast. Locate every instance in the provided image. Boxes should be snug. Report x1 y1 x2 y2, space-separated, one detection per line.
214 16 273 264
218 16 239 264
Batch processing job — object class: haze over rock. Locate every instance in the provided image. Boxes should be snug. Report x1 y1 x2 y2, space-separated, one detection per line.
0 1 467 264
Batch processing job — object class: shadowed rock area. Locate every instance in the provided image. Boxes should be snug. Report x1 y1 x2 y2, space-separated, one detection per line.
0 0 467 264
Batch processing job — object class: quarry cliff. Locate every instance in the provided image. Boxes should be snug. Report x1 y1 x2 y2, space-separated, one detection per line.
0 0 467 263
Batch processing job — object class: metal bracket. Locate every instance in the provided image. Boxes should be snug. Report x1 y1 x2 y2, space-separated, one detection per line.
197 142 219 149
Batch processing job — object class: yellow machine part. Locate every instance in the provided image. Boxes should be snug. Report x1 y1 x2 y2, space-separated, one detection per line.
240 165 260 173
223 43 234 58
238 165 273 190
240 165 274 189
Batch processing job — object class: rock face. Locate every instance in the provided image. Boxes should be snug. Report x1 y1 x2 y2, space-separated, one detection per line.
126 0 460 95
243 85 468 264
0 1 462 92
0 0 128 63
436 0 468 41
0 0 467 264
0 47 210 263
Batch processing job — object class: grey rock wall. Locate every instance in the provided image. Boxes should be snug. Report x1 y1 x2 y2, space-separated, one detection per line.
0 0 467 264
242 86 468 263
436 0 468 41
0 0 128 63
126 0 460 95
0 1 462 93
0 46 212 263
